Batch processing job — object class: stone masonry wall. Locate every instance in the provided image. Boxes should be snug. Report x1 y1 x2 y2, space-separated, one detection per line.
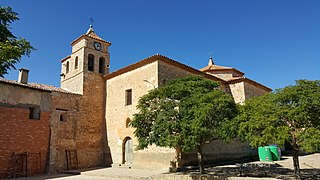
228 82 245 104
106 61 159 167
60 48 85 95
76 72 108 168
106 60 233 170
48 92 81 172
244 81 270 99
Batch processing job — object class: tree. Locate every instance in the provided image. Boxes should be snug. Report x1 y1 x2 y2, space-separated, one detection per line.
131 76 238 174
237 80 320 177
0 6 34 77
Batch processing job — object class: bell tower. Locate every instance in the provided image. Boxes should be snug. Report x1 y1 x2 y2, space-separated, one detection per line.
59 26 112 168
60 25 111 94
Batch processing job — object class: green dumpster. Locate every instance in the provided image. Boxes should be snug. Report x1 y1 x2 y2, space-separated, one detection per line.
269 146 280 161
258 146 273 162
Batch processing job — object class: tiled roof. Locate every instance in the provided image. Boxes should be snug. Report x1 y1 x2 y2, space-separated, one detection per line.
0 78 75 94
104 54 227 84
200 64 245 76
70 32 111 46
87 31 105 41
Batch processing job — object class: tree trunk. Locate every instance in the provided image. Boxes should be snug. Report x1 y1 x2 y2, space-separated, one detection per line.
197 145 204 174
292 134 301 177
175 146 182 168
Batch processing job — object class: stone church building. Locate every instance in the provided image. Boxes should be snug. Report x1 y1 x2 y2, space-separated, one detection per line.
0 26 271 178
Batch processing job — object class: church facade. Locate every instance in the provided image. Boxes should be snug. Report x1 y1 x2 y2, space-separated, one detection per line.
0 27 271 178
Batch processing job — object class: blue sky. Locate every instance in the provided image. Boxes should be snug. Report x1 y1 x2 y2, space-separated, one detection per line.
2 0 320 90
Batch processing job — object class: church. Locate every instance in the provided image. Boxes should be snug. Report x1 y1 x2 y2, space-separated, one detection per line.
0 26 271 178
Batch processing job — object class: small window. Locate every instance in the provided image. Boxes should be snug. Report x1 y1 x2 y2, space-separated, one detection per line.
66 61 70 74
29 107 40 120
125 89 132 105
99 57 105 74
75 56 78 69
88 54 94 71
60 112 67 122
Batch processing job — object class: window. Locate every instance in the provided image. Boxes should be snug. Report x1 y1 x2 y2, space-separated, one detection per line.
60 112 67 122
99 57 105 74
125 89 132 105
75 56 78 69
56 108 68 122
66 61 69 74
29 107 40 120
88 54 94 71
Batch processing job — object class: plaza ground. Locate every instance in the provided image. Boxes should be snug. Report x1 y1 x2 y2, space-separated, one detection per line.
12 153 320 180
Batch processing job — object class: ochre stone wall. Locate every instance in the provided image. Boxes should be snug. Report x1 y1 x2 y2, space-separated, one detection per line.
244 81 270 99
228 82 245 104
158 61 194 86
0 106 50 178
72 39 87 53
106 61 158 166
60 48 85 95
106 60 235 169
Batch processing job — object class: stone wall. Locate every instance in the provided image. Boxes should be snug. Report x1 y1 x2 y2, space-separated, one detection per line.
76 72 109 168
228 82 245 104
60 48 85 95
106 61 158 166
157 61 194 86
182 139 256 166
48 92 81 172
244 81 270 99
106 59 236 169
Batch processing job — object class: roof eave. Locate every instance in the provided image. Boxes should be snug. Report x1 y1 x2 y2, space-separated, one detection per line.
228 77 272 92
104 54 227 85
70 34 111 46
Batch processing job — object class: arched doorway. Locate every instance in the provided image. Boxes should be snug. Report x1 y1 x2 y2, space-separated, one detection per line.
122 137 133 164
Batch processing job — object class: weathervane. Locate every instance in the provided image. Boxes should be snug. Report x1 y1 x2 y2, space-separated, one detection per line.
89 17 94 27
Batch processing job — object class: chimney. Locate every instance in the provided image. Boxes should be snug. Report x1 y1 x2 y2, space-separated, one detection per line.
18 68 30 84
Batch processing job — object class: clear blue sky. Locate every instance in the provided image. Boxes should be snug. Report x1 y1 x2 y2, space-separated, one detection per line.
2 0 320 90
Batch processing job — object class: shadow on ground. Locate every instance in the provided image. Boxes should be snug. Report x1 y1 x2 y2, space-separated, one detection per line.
184 166 320 180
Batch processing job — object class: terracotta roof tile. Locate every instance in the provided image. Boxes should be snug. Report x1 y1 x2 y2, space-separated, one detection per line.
105 54 227 84
0 78 76 94
200 64 245 76
70 33 111 46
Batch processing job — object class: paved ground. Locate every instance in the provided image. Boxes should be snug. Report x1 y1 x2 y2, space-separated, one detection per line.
12 153 320 180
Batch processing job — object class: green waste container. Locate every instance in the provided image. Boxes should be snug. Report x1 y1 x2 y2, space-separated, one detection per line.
258 146 273 162
268 146 280 161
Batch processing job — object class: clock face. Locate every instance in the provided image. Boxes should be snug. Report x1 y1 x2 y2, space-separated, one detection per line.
94 42 102 51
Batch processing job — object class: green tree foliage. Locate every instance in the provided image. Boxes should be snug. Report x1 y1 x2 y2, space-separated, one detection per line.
131 76 238 174
0 6 34 77
237 80 320 176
